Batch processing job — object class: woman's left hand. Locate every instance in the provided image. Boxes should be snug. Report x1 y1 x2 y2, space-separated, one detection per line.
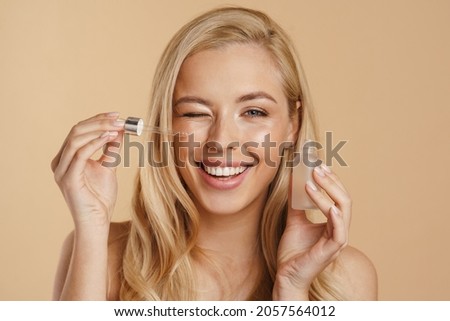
273 164 352 300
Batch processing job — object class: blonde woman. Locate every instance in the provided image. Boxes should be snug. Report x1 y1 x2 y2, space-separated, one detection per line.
51 7 377 300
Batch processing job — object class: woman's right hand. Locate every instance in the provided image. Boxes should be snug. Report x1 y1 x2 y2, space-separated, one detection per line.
51 112 125 229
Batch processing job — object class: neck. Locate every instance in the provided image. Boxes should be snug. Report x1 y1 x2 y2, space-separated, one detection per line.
195 199 264 261
193 198 266 300
192 191 268 299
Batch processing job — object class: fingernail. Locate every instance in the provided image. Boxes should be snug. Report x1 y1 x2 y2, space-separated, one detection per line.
306 180 318 191
314 166 325 177
106 112 120 117
100 131 109 138
108 131 119 137
113 119 125 127
321 164 332 173
330 205 339 216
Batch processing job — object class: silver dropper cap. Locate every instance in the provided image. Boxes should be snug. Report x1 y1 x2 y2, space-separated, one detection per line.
124 117 144 136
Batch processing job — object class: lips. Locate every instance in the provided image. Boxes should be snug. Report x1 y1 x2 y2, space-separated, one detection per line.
201 164 247 177
198 162 250 189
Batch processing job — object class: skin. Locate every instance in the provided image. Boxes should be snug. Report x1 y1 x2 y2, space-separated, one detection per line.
52 43 377 301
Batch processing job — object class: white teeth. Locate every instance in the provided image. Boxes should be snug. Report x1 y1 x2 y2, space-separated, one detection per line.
203 165 246 177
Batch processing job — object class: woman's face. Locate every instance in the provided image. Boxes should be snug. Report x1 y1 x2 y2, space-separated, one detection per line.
172 43 297 216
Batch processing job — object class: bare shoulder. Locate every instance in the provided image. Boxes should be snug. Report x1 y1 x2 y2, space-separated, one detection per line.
106 221 131 300
329 245 378 300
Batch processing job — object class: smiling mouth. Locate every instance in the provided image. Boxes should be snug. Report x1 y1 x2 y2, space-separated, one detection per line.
200 163 248 178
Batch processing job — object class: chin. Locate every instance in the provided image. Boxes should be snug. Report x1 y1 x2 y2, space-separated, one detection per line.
189 185 269 218
195 197 251 216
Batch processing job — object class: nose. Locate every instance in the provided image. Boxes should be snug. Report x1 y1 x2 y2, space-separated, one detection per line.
203 115 239 165
204 114 240 156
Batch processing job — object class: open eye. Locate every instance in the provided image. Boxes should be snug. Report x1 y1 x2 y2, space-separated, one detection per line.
244 108 268 118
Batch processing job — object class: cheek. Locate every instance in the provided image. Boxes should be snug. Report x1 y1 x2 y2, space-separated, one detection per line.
172 119 211 141
248 130 291 165
172 136 202 168
173 146 198 191
172 120 209 162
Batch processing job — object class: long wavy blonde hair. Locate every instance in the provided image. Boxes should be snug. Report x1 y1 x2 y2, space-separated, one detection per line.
120 6 345 300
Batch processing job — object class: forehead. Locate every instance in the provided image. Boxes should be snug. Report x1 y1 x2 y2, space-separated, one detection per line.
174 43 285 100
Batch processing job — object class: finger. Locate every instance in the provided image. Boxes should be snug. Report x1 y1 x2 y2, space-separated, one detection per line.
304 180 335 220
54 117 124 176
64 132 116 180
312 166 352 226
310 206 347 264
54 131 119 182
69 117 125 139
51 112 121 172
318 164 348 193
99 131 124 169
328 205 347 247
73 112 121 129
51 135 69 173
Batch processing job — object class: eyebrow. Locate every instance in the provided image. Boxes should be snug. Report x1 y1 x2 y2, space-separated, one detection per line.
236 91 278 104
173 91 277 108
173 96 213 108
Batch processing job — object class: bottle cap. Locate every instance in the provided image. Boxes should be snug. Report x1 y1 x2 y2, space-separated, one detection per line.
124 117 144 136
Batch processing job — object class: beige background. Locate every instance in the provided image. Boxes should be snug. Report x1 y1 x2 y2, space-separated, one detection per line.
1 0 449 300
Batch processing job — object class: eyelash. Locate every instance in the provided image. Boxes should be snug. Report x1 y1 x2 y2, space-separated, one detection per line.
181 112 209 118
180 109 268 118
244 109 268 118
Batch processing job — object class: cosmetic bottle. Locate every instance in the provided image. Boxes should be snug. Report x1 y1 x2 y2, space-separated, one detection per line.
291 105 321 210
291 139 321 210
